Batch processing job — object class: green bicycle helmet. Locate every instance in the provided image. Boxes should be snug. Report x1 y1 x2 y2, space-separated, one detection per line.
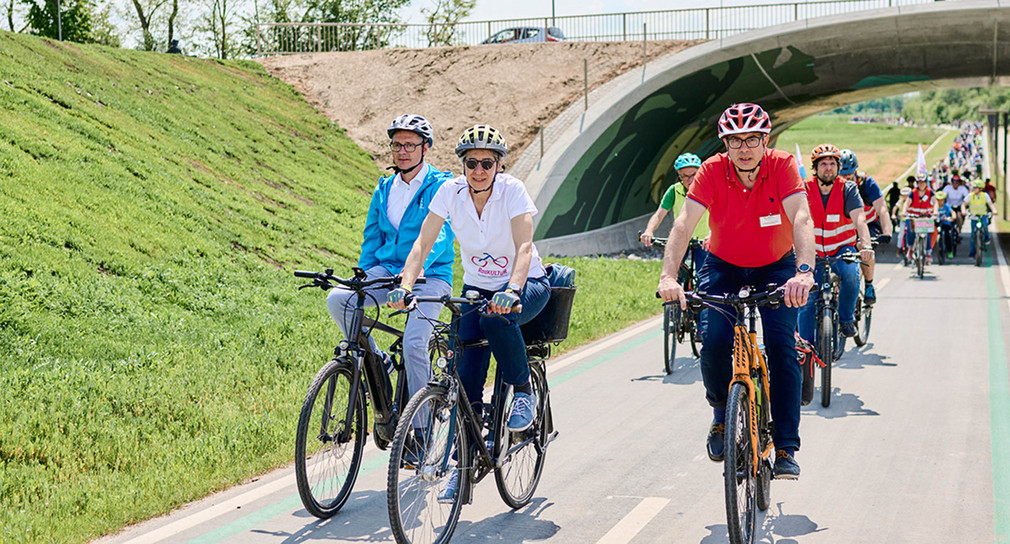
674 153 702 171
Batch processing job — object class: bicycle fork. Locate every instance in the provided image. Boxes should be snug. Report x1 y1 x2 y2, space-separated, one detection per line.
731 326 771 478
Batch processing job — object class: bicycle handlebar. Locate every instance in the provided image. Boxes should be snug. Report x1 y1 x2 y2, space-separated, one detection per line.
293 267 425 291
638 231 703 250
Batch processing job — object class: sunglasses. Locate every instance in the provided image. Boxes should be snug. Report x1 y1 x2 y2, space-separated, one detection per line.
464 158 497 171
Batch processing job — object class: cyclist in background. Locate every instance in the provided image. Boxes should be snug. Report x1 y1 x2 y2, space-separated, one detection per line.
966 179 998 259
799 144 873 343
941 173 970 235
389 125 552 501
838 149 890 304
657 103 815 479
900 176 938 263
936 191 956 259
326 114 455 400
641 152 710 271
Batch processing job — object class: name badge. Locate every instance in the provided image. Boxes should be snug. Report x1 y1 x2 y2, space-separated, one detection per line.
759 214 782 228
826 214 841 223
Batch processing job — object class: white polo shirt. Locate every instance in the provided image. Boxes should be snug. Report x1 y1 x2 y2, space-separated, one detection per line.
386 163 428 231
428 173 546 290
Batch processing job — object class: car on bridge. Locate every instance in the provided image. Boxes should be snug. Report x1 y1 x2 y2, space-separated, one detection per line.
482 26 566 44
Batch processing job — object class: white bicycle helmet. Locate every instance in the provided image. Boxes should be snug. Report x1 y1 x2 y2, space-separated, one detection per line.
455 125 508 159
717 103 772 138
387 114 434 145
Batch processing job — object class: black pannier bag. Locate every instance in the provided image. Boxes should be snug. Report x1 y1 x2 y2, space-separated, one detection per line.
520 263 577 343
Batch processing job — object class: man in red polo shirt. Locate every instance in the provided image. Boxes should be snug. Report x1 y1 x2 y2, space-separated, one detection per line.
798 144 874 347
658 103 815 479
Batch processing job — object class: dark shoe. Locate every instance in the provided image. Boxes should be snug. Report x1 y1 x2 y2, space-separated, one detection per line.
863 284 876 305
402 431 425 467
840 321 857 338
707 423 725 462
773 450 800 479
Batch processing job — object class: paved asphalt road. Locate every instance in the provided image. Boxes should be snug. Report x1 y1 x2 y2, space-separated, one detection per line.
97 234 1010 544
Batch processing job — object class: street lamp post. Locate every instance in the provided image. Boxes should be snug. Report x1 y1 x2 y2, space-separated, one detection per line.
56 0 62 40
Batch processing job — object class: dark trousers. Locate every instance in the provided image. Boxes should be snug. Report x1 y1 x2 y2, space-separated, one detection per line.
454 277 551 419
698 252 802 451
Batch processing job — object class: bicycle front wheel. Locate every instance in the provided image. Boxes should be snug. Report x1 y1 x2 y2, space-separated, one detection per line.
663 306 677 374
494 363 549 508
855 298 872 347
387 384 467 544
724 382 756 544
818 312 834 408
975 227 983 267
294 357 366 519
915 237 925 278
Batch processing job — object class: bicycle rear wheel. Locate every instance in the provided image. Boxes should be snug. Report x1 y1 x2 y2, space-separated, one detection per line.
724 382 756 544
663 306 677 374
494 363 548 508
975 227 983 267
295 357 366 519
387 384 467 544
818 312 834 408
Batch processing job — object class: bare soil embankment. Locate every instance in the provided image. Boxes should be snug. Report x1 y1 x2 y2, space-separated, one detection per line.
259 40 699 173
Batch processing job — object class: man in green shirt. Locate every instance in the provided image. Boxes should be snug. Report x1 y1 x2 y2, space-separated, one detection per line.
641 153 710 269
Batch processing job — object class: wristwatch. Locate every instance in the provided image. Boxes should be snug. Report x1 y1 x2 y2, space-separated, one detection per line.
797 263 814 275
506 283 523 294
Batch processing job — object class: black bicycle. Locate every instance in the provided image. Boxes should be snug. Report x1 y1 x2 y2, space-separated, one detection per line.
386 291 569 544
292 267 434 519
807 252 863 408
970 213 992 267
645 232 704 373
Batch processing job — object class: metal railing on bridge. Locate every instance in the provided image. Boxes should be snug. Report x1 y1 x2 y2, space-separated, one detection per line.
256 0 935 56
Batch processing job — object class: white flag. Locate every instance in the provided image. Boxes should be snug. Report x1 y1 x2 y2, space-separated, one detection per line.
916 144 928 178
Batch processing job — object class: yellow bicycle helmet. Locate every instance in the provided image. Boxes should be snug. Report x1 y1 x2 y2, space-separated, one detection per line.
455 125 509 159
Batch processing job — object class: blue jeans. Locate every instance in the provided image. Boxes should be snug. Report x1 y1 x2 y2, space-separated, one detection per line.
798 246 860 344
969 214 991 256
454 277 551 418
698 252 802 451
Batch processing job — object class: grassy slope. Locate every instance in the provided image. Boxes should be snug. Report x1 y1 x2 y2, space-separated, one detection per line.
0 32 662 542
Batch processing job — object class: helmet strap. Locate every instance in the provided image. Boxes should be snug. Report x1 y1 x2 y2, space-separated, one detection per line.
387 148 426 177
468 172 497 195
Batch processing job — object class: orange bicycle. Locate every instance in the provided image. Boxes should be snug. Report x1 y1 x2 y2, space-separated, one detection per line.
674 285 785 544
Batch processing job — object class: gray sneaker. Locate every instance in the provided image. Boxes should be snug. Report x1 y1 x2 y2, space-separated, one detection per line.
437 469 459 504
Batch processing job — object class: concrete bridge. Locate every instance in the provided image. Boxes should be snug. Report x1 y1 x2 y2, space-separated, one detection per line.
528 0 1010 256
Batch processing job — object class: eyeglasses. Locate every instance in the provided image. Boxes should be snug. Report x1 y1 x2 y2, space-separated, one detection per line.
677 171 696 181
724 136 763 149
464 158 497 171
389 141 422 152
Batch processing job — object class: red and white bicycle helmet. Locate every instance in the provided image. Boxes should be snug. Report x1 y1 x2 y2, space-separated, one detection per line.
717 103 772 139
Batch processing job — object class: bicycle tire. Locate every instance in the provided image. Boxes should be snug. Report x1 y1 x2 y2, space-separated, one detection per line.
689 312 702 359
294 358 366 519
387 384 467 544
915 237 925 278
975 227 983 267
755 380 772 512
852 296 866 347
663 306 677 374
724 382 756 544
937 236 947 265
819 312 833 408
494 363 548 508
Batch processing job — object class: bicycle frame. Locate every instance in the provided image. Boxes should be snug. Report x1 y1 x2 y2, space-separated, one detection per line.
731 315 772 478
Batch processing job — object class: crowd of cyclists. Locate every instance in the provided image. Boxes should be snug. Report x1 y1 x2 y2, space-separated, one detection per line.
302 103 999 541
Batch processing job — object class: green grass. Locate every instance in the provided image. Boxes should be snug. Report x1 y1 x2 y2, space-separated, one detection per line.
0 31 663 543
776 113 949 183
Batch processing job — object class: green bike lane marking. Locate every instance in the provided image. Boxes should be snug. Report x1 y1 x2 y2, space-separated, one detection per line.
988 245 1010 543
183 325 661 544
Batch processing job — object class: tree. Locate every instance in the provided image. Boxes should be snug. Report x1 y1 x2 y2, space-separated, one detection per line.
422 0 474 46
128 0 169 50
305 0 410 50
22 0 92 41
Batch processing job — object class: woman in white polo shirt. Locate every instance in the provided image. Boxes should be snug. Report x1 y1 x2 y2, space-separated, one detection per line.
389 125 551 442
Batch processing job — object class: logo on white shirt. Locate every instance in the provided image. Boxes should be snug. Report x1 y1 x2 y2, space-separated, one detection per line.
472 252 509 277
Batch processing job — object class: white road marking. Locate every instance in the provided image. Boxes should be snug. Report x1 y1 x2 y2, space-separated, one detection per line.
594 497 670 544
876 277 891 293
993 233 1010 315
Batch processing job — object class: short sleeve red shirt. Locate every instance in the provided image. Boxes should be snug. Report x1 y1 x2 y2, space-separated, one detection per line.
687 148 805 267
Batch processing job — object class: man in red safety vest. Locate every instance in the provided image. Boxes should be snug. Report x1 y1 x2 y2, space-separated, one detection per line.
798 144 874 345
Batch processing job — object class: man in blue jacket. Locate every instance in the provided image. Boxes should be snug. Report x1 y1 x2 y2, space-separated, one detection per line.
327 114 455 401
